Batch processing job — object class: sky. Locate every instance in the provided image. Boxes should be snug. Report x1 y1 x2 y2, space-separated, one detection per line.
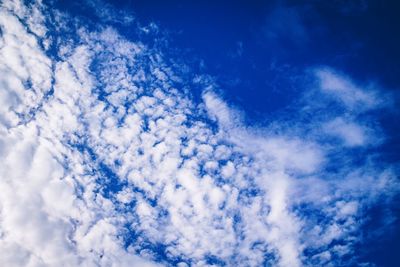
0 0 399 266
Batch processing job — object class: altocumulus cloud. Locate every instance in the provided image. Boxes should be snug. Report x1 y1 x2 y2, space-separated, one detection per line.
0 0 398 266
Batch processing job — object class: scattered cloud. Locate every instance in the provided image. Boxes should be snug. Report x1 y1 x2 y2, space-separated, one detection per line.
315 67 383 110
323 117 367 147
0 1 398 267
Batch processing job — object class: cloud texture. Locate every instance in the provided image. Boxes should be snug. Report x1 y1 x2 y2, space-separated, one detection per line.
0 1 398 266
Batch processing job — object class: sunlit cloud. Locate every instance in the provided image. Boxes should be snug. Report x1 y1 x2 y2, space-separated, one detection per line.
0 1 398 266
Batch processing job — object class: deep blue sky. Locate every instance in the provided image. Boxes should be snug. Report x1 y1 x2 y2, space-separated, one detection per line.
105 0 400 169
115 1 400 266
57 0 400 115
119 0 400 111
126 1 400 266
53 0 400 265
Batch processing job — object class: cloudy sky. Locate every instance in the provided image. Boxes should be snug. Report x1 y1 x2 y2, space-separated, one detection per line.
0 0 399 266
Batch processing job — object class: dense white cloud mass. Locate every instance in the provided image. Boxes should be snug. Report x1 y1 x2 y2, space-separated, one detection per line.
0 0 398 266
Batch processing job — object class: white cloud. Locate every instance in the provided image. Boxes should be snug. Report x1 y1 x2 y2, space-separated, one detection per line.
323 117 367 147
0 1 398 267
315 67 380 110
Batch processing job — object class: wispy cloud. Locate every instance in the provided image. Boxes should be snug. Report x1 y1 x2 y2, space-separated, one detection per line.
315 67 384 110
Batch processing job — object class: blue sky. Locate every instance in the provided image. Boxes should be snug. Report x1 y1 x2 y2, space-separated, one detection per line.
0 0 399 266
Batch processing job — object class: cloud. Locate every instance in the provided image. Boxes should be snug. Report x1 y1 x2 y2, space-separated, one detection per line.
315 67 383 110
323 117 367 147
84 0 135 25
0 0 398 267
